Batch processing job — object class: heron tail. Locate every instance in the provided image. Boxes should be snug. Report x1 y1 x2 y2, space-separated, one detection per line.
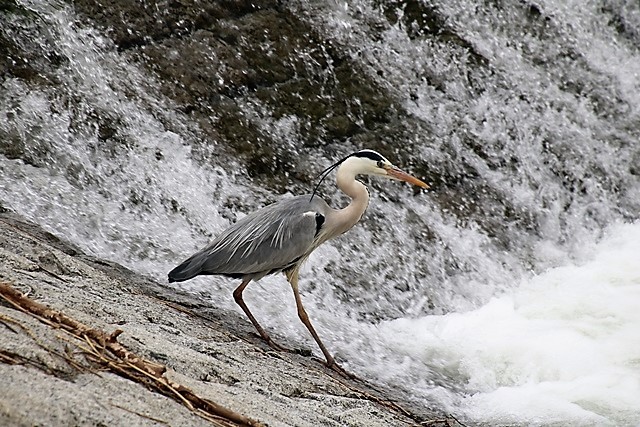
167 254 205 283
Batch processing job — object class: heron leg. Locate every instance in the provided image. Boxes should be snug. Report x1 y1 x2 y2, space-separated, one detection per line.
287 270 338 368
232 279 287 352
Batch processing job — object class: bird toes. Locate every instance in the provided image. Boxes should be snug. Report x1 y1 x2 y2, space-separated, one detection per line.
264 338 293 353
327 360 359 381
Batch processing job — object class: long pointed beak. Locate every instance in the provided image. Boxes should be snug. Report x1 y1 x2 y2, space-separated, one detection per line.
385 166 430 189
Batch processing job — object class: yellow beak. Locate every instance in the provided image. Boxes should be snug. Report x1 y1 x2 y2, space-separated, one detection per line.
385 166 430 189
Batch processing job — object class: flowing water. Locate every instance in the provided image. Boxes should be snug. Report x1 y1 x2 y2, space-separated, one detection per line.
1 0 639 425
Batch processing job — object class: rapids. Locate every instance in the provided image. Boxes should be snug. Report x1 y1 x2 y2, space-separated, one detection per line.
1 0 639 425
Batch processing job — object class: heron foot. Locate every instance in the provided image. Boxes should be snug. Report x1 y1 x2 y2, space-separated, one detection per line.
326 359 359 381
263 336 293 353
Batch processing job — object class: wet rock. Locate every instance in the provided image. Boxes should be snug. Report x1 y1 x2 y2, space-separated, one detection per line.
0 211 453 427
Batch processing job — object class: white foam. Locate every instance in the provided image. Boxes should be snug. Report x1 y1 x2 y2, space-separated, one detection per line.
376 222 640 425
3 2 640 426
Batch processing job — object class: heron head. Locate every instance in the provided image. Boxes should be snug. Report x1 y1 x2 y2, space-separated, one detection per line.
350 149 429 189
310 149 429 201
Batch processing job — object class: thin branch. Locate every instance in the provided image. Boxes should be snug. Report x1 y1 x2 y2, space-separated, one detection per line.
0 281 265 427
110 403 170 425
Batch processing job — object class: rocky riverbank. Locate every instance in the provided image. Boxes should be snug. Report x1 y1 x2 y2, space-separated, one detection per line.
0 211 459 426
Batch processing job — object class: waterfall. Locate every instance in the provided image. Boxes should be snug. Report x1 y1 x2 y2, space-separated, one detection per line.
1 0 639 425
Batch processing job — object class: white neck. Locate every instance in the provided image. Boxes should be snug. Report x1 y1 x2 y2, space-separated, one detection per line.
328 159 370 237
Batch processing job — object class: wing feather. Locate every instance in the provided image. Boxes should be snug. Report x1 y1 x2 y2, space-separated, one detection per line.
168 195 328 282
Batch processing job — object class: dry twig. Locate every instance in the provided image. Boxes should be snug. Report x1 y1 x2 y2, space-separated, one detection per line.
0 281 265 427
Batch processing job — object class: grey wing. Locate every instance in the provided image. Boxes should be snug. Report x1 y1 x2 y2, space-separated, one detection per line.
168 196 325 282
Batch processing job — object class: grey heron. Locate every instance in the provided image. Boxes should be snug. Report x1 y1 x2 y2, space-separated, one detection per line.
168 149 428 374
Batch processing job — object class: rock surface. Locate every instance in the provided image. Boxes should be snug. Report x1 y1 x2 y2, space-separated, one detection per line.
0 212 456 427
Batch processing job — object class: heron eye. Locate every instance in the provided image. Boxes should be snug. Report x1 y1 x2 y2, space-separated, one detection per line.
377 160 384 168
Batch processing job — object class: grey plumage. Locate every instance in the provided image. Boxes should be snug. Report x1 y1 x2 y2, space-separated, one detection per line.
167 149 428 376
168 195 331 282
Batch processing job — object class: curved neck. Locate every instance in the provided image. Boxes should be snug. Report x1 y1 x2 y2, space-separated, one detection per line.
330 162 370 236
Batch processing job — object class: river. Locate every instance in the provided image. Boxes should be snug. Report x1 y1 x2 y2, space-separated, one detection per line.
1 0 639 425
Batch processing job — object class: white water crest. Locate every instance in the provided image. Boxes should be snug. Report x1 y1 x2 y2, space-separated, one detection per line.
373 222 640 426
1 1 640 426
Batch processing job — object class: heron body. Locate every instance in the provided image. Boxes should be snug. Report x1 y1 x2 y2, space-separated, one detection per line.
168 149 428 372
169 195 335 282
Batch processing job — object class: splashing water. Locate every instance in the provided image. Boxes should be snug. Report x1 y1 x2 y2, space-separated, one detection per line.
1 1 639 425
372 222 640 425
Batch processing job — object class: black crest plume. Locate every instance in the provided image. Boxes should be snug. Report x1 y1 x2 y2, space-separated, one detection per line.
309 150 387 201
309 153 353 201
